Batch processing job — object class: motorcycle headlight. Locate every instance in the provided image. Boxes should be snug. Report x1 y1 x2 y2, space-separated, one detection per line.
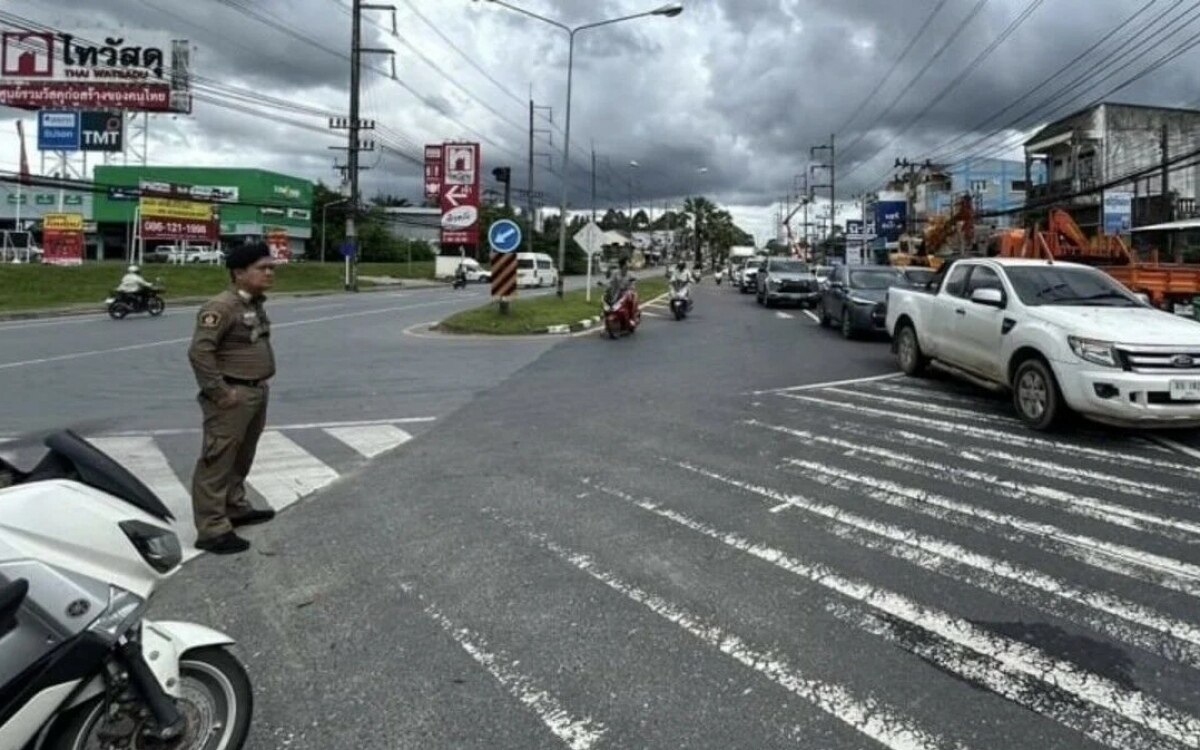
120 520 182 573
88 586 146 642
1068 336 1119 368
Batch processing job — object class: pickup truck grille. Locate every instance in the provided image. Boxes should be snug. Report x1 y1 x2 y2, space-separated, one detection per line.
1118 346 1200 374
779 280 812 293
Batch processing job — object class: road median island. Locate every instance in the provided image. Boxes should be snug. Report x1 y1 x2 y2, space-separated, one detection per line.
0 261 437 316
438 277 668 335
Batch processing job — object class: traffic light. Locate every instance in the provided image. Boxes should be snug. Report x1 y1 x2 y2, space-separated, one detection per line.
492 167 511 183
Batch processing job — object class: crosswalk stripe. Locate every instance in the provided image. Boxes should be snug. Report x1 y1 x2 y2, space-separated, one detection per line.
595 488 1200 749
494 514 961 750
785 393 1200 480
824 386 1022 425
246 431 339 511
870 381 1003 408
89 436 197 549
324 424 412 459
748 420 1200 540
789 458 1200 598
664 465 1200 667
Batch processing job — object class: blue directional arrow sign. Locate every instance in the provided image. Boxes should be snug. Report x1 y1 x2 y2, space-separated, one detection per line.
340 241 358 258
488 219 522 254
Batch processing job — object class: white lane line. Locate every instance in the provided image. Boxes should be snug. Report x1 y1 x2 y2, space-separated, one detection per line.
491 515 964 750
58 417 437 440
824 387 1021 426
325 424 412 458
789 458 1200 598
595 488 1200 749
827 421 1190 503
774 311 794 320
786 393 1200 480
803 309 820 324
748 420 1200 540
246 431 339 511
751 372 903 396
665 465 1200 668
871 382 1000 408
405 585 606 750
1151 435 1200 463
89 436 198 551
0 298 465 371
823 601 1169 750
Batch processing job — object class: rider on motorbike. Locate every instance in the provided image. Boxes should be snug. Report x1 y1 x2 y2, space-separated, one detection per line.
606 256 634 304
454 262 469 289
668 260 695 311
116 264 154 306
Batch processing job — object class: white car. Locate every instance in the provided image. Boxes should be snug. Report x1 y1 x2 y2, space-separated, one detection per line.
885 257 1200 429
516 252 559 288
186 246 225 264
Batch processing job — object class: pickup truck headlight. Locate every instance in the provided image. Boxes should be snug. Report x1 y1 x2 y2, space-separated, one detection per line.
1068 336 1119 367
768 278 781 289
849 296 876 306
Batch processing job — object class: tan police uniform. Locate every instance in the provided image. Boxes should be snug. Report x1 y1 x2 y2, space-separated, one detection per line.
187 287 275 541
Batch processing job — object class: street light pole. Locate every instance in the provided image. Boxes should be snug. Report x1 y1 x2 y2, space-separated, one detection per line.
476 0 684 298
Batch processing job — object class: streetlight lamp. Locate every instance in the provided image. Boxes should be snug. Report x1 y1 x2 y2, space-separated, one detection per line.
474 0 684 297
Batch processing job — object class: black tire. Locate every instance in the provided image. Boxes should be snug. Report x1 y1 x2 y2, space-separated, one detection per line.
673 303 685 321
107 302 129 320
43 646 253 750
840 311 856 340
818 301 831 327
895 324 927 376
605 317 619 339
1012 357 1063 431
147 296 166 316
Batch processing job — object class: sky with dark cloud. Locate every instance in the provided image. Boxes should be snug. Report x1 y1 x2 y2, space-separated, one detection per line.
3 0 1199 242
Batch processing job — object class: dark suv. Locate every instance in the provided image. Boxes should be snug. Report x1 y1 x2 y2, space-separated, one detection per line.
818 265 907 338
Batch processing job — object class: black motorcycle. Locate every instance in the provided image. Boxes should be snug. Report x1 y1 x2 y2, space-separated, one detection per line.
107 287 166 320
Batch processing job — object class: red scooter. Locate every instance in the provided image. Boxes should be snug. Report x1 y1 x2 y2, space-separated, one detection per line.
603 282 641 339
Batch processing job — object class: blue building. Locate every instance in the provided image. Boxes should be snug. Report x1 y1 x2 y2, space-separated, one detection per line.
923 158 1044 228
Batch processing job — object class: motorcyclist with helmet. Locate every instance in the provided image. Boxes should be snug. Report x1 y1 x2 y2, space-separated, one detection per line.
116 265 154 307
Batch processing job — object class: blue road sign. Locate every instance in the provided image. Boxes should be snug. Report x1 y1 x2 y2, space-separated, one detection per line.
488 219 522 254
340 241 358 258
37 111 81 151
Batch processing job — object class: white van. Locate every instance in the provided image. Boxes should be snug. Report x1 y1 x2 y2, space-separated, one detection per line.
516 252 559 288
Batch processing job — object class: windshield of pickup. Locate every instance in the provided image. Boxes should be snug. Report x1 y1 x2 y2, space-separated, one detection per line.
1006 266 1142 307
769 260 809 274
851 269 905 289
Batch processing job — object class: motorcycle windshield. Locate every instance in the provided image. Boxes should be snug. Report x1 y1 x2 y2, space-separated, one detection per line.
25 431 174 522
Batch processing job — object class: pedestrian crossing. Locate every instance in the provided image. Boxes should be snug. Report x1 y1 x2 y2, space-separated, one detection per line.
464 375 1200 749
7 417 429 559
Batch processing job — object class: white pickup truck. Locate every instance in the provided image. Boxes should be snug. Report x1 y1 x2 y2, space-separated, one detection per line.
885 257 1200 430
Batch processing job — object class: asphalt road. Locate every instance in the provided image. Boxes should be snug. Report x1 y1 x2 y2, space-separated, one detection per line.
129 279 1200 750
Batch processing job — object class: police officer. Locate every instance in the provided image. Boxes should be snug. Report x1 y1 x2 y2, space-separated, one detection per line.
187 241 277 554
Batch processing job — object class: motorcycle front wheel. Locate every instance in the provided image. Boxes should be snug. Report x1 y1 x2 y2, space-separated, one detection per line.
605 316 619 339
44 647 253 750
107 302 129 320
147 297 166 316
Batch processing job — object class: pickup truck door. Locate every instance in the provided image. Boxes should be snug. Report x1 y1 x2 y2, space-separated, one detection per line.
956 265 1009 380
926 263 973 362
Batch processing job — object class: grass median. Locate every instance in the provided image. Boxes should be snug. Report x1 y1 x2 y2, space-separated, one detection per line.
0 261 435 314
438 276 668 335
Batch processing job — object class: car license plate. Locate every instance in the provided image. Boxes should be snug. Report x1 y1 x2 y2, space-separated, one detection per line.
1169 380 1200 401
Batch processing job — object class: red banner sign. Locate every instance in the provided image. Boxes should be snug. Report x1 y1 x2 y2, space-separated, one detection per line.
440 142 480 248
266 229 292 263
424 144 442 204
43 229 84 265
140 217 218 242
0 83 173 111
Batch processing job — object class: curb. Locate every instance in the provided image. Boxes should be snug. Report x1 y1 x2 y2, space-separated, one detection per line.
543 292 668 335
0 280 444 322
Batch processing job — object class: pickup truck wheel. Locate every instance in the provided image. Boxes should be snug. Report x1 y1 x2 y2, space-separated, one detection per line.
895 325 927 376
1013 359 1062 430
840 312 855 340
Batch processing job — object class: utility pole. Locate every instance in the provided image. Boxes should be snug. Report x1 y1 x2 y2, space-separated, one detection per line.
894 158 933 237
341 0 395 291
527 101 553 255
591 145 598 222
1162 123 1177 262
810 135 834 262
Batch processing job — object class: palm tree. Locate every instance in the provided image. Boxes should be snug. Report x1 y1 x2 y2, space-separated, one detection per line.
682 196 717 266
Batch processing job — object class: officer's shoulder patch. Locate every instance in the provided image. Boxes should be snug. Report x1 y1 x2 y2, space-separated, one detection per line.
199 310 222 329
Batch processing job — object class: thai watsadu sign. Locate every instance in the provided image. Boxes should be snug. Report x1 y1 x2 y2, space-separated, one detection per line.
0 29 191 112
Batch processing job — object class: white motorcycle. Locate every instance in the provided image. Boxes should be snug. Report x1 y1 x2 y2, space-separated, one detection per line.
0 430 252 750
668 275 694 321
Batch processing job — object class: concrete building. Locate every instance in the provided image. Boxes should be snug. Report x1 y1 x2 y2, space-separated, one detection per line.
1023 102 1200 231
380 206 441 245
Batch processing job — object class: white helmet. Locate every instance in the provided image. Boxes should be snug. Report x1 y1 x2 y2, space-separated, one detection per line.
128 265 140 273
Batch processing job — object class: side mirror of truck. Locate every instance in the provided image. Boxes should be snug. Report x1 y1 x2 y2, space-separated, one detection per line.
971 288 1005 308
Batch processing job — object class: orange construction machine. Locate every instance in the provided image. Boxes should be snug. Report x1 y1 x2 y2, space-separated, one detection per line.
988 209 1200 308
889 195 976 272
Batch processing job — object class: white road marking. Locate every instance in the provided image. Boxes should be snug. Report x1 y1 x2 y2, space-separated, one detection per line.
748 420 1200 540
789 458 1200 598
774 311 794 320
870 382 998 407
0 298 465 371
824 386 1021 425
1151 434 1200 463
88 436 198 551
596 487 1200 749
325 424 412 458
407 586 607 750
786 393 1200 481
59 416 437 440
751 372 903 396
494 516 962 750
665 465 1200 668
803 309 820 323
246 431 339 510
